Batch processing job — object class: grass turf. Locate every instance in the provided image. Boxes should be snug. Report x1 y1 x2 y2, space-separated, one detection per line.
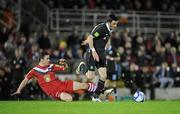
0 100 180 114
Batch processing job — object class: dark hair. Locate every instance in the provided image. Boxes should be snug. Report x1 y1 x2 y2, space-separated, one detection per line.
107 14 118 22
39 52 49 61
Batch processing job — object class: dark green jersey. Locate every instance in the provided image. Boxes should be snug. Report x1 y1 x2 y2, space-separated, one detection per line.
90 23 112 54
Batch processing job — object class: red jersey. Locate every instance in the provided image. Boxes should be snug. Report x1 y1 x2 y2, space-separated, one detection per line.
26 64 65 84
25 64 73 99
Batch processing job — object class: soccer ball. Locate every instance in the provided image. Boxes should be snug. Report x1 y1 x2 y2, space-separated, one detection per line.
133 91 145 102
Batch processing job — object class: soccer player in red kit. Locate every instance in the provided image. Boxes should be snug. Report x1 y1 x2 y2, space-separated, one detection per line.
11 52 97 101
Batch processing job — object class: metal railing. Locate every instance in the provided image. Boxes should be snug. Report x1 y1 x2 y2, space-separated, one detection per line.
49 9 180 35
0 0 49 31
20 0 49 28
0 3 21 30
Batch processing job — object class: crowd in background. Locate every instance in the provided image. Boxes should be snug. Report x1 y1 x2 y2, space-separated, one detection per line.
0 24 179 100
43 0 180 13
0 0 180 100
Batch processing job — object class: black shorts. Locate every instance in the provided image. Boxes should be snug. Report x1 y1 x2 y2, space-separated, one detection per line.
86 51 106 71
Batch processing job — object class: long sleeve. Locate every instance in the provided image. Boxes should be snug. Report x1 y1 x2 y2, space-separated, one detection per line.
52 64 65 71
25 69 35 80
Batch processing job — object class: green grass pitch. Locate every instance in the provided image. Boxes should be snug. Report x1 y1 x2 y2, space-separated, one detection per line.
0 100 180 114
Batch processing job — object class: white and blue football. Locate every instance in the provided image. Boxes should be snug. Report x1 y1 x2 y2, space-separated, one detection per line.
133 91 145 102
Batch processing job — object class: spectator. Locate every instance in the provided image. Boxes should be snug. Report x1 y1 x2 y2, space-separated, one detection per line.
4 33 16 58
37 30 51 52
170 63 180 87
153 62 174 88
121 63 138 94
0 65 11 100
0 27 9 45
166 47 178 65
27 43 40 61
105 45 121 100
142 65 155 99
67 29 80 59
152 46 166 66
58 40 72 59
10 48 27 97
111 32 122 49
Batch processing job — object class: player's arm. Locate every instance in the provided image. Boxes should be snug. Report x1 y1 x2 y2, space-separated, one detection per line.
115 52 121 61
106 55 120 61
11 69 34 96
107 52 121 61
113 56 121 61
11 78 29 96
87 35 99 62
52 59 68 71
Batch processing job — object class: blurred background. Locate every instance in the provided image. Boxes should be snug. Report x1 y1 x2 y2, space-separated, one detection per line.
0 0 179 101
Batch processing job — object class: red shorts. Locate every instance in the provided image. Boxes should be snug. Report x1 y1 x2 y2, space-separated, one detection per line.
41 80 74 100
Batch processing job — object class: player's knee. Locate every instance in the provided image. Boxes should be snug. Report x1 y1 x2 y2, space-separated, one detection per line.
64 97 72 102
62 96 72 102
60 93 73 102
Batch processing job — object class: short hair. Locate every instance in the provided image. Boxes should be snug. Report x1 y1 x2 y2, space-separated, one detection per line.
107 14 118 23
39 52 49 61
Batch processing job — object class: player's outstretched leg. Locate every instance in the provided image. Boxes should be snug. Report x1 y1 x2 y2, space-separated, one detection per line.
73 81 97 93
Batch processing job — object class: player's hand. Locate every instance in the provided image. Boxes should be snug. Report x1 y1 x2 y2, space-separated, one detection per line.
11 90 21 96
81 39 89 45
92 51 99 62
58 59 68 69
59 59 66 63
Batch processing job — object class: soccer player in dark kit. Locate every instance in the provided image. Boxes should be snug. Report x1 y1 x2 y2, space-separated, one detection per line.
77 14 119 101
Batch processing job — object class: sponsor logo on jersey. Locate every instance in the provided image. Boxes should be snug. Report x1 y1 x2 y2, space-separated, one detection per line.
94 32 100 37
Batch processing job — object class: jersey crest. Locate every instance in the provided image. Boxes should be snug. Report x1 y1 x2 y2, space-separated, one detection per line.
44 74 51 82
